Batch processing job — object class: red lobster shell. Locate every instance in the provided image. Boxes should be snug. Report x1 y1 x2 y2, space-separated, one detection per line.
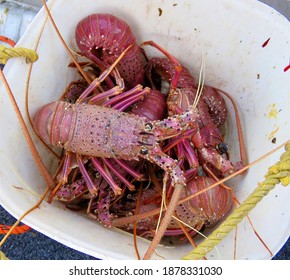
75 13 145 88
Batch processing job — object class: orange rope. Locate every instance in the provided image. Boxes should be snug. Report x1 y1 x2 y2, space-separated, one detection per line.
0 36 16 47
0 224 30 235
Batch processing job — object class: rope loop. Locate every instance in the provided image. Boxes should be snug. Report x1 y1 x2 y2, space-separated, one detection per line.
0 45 38 64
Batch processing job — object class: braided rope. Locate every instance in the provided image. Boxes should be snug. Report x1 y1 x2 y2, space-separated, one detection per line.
0 224 30 235
182 143 290 260
0 45 38 64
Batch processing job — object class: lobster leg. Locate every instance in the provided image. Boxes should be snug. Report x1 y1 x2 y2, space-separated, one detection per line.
142 40 182 90
77 155 99 195
112 87 150 111
76 45 132 102
102 158 135 191
88 86 123 104
90 157 122 196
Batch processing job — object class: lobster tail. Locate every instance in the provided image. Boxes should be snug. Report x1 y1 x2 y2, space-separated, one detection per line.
75 13 144 87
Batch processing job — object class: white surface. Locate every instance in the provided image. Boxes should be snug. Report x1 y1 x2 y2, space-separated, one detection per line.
0 0 289 260
0 1 39 42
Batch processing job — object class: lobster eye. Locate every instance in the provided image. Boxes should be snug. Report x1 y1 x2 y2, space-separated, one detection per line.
140 146 148 155
144 122 153 132
217 142 228 155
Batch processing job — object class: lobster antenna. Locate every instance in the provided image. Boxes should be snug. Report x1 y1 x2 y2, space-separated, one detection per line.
172 215 221 259
0 68 54 248
193 53 205 108
41 0 90 84
217 89 248 165
0 70 54 188
25 0 61 161
0 187 50 247
133 186 143 260
156 170 222 259
155 173 169 232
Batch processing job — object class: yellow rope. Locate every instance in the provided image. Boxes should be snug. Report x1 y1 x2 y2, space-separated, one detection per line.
0 250 9 260
0 45 38 64
182 143 290 260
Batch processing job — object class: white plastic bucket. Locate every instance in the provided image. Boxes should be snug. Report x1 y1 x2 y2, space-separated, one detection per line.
0 0 289 259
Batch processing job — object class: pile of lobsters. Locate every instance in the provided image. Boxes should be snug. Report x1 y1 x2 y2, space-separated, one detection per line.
33 13 245 243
